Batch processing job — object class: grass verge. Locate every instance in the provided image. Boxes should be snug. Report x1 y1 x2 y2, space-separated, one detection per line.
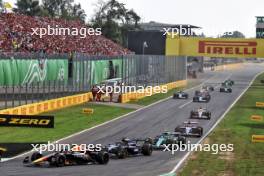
179 73 264 176
0 104 132 143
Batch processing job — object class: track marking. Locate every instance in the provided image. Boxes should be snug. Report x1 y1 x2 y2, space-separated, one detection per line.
168 70 264 174
179 101 192 109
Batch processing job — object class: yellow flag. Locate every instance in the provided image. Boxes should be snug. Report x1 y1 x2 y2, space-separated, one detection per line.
4 2 12 9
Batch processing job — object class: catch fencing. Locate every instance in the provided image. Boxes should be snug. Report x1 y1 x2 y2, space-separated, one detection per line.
0 53 187 109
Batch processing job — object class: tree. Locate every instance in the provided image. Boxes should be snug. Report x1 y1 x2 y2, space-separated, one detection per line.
91 0 141 45
14 0 42 16
42 0 86 22
221 31 245 38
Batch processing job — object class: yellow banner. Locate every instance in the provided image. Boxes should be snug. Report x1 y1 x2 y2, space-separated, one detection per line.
252 135 264 143
250 115 263 122
256 102 264 107
166 35 264 58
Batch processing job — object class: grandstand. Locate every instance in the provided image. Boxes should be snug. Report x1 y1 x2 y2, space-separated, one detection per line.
0 13 130 55
0 13 187 109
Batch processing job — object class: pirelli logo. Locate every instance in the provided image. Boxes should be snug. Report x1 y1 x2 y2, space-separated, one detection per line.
198 41 257 55
0 114 54 128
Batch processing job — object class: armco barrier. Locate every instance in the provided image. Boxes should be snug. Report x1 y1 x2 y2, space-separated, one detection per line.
120 80 187 103
0 92 92 115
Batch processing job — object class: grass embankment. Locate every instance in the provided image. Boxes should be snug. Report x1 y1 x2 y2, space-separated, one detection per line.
179 73 264 176
0 104 132 143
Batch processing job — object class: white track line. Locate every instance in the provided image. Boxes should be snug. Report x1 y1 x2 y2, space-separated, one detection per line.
178 101 193 109
1 72 221 162
169 70 264 174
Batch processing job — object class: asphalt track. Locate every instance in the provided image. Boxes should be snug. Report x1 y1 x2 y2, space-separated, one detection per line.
1 63 264 176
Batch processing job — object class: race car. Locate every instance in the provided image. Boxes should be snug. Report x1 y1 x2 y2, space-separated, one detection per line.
0 147 7 162
222 79 235 86
190 108 211 120
193 91 211 102
201 85 214 91
175 121 203 137
173 91 189 99
152 132 186 149
23 146 109 167
220 86 232 93
106 138 152 159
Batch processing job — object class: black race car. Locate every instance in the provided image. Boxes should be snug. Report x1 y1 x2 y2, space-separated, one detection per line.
193 91 211 102
222 79 235 86
23 146 109 167
152 132 186 149
220 86 232 93
173 91 189 99
106 138 152 159
190 108 211 120
175 121 203 137
202 85 214 91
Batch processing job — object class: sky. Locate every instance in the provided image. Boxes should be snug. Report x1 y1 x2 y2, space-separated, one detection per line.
5 0 264 38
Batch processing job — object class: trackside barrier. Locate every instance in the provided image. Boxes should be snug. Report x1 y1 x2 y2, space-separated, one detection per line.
0 92 93 115
214 63 244 71
120 80 187 103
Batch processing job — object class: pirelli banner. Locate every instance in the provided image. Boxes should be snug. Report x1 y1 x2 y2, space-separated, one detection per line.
0 114 54 128
166 35 264 58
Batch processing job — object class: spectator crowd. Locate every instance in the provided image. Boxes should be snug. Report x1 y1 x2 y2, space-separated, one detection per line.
0 13 131 55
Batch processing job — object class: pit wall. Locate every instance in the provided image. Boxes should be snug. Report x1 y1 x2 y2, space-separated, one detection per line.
0 92 92 115
120 80 187 103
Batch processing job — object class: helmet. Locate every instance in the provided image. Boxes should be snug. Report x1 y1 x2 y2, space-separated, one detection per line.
122 137 130 143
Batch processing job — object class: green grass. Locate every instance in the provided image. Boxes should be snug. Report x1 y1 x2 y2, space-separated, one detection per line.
0 104 132 143
179 73 264 176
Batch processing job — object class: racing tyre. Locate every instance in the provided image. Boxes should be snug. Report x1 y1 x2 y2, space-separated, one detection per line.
116 147 128 159
55 154 66 167
142 143 152 156
96 151 109 164
0 152 2 162
145 138 153 144
31 152 42 162
178 137 186 147
198 127 203 137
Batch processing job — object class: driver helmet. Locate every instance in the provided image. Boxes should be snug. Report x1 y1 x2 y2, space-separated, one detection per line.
122 137 130 143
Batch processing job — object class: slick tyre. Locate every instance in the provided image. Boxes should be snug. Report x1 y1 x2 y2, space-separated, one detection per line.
116 147 128 159
55 154 66 167
96 151 109 164
142 143 152 156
